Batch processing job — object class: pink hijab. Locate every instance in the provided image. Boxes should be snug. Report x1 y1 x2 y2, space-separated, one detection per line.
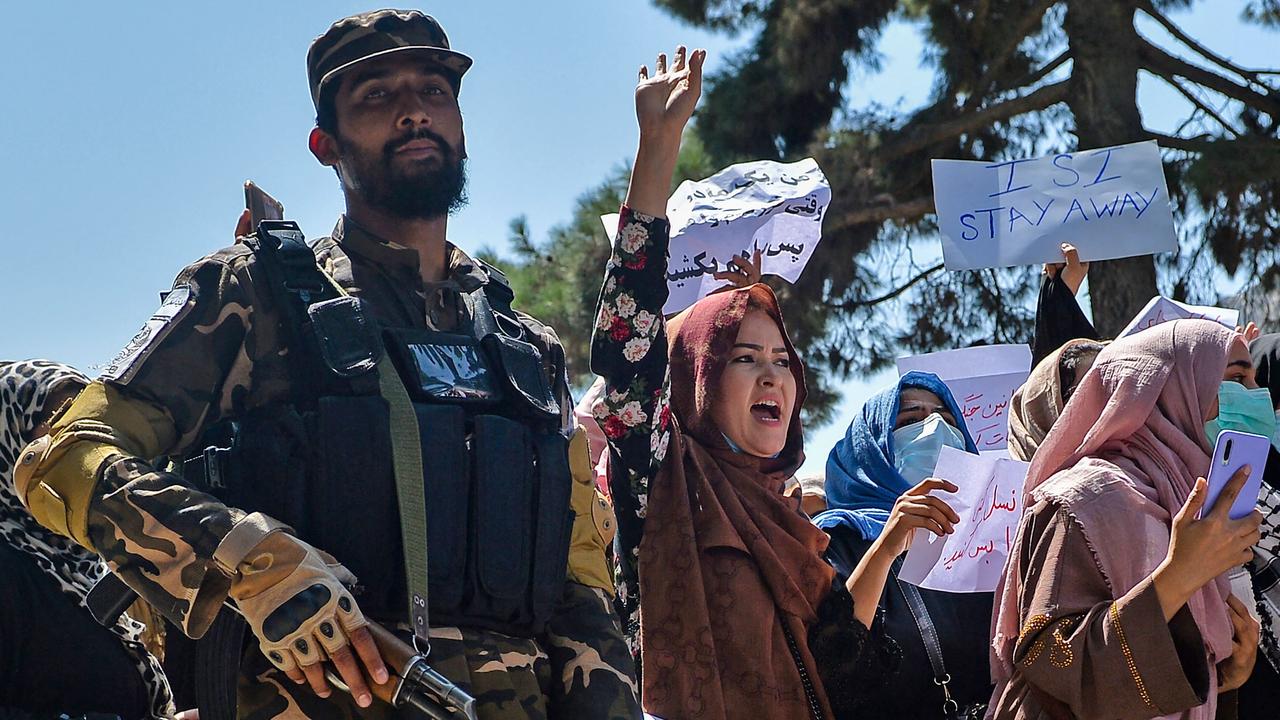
991 319 1239 718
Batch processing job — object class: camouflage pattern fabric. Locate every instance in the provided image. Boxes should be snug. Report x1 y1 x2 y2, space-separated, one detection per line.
236 583 639 720
20 217 639 718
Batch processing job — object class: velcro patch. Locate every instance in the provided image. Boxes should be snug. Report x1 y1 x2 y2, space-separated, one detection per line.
99 285 194 384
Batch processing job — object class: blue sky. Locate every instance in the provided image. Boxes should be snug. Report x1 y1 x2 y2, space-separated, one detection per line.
0 2 1273 475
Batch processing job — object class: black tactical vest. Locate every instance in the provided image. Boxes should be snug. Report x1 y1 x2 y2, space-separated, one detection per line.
183 222 574 639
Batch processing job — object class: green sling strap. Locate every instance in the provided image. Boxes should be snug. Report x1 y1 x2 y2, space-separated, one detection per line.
321 273 431 651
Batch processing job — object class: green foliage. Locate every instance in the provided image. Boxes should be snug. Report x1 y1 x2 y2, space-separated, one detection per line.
479 133 718 392
644 0 1279 420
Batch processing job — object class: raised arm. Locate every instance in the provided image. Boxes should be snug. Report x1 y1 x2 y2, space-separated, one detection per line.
588 45 703 636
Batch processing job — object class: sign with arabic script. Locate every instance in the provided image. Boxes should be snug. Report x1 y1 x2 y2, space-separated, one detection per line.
896 344 1032 453
1118 295 1239 338
932 140 1177 270
898 446 1030 593
603 158 830 315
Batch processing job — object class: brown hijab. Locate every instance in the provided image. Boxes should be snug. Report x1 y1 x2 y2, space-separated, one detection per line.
638 284 837 720
1007 338 1103 462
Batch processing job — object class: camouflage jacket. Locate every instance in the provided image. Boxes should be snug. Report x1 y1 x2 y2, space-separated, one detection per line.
17 217 639 720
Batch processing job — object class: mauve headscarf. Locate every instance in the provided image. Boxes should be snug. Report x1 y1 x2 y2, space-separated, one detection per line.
638 283 837 720
991 320 1239 720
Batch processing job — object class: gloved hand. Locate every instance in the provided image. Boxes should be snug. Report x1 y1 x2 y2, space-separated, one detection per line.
566 427 617 594
230 529 388 706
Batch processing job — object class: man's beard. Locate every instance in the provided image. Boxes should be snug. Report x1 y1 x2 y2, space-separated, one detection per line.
338 127 468 219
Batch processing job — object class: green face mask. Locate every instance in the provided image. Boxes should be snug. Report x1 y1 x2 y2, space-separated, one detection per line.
1204 381 1277 446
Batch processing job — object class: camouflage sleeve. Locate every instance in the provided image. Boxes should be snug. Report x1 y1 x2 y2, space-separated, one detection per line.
16 252 278 638
542 582 641 720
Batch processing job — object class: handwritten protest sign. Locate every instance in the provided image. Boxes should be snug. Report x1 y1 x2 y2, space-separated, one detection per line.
932 140 1177 271
1118 295 1240 338
603 158 830 314
896 344 1032 453
898 446 1030 593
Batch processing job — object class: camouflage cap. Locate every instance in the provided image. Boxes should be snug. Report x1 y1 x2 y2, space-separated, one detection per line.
307 9 473 109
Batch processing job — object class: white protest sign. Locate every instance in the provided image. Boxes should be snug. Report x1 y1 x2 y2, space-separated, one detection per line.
603 158 829 315
896 344 1032 453
1118 295 1240 338
898 446 1030 593
932 140 1177 271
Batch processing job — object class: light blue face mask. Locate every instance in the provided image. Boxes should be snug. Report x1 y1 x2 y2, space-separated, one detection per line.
1204 381 1277 447
892 413 967 486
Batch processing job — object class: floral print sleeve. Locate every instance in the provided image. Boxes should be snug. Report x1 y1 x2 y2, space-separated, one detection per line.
589 205 672 642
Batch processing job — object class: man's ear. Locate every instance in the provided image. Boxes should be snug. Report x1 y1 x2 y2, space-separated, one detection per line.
309 127 340 167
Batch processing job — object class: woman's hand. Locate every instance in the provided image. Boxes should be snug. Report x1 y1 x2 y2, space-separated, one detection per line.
1043 242 1089 295
625 46 706 218
1218 593 1260 692
846 478 959 629
1153 470 1262 620
1236 322 1261 344
873 478 960 558
711 248 764 290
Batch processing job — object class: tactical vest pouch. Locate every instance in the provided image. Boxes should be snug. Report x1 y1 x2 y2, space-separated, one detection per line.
307 297 382 378
530 432 574 620
473 415 535 611
385 328 502 406
484 333 559 421
415 403 469 612
311 394 399 616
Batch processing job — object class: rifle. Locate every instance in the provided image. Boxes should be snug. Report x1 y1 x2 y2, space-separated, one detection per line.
87 573 477 720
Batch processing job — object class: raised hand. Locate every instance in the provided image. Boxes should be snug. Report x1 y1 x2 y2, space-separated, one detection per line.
625 46 707 218
1236 322 1261 344
1043 242 1089 295
635 45 705 146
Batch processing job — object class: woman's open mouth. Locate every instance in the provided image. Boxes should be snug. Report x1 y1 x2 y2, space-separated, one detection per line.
750 399 782 424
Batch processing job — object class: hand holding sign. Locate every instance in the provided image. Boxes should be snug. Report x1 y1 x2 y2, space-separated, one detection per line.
605 157 830 314
876 478 961 558
1043 243 1089 295
898 447 1031 593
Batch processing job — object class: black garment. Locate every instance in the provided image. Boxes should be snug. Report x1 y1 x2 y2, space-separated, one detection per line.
0 542 148 719
1237 445 1280 718
809 582 901 719
824 525 994 720
1030 273 1099 366
1251 334 1280 410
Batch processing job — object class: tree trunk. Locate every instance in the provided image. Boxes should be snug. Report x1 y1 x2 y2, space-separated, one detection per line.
1064 0 1160 336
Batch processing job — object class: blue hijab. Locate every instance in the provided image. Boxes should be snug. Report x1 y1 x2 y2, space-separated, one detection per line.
813 371 977 540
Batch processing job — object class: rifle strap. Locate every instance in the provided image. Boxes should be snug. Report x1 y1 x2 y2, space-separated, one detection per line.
316 271 431 651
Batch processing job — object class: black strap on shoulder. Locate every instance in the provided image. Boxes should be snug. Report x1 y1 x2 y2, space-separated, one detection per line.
896 573 961 718
244 221 339 405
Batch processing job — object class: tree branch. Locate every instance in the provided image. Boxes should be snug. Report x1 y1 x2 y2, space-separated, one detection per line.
1013 50 1072 91
836 263 945 309
826 196 935 235
1159 74 1243 136
1138 38 1280 118
890 80 1070 158
1137 0 1280 89
1145 130 1217 152
963 0 1060 109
